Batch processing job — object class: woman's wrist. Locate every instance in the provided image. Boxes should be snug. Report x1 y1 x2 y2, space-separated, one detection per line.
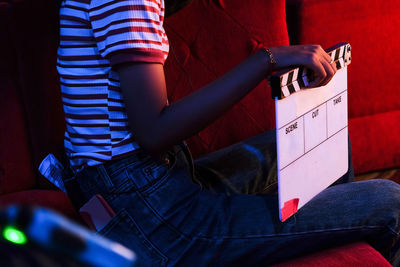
258 46 277 74
264 48 277 69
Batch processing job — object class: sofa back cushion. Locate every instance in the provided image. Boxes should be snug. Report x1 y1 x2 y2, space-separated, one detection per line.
164 0 290 156
286 0 400 173
287 0 400 117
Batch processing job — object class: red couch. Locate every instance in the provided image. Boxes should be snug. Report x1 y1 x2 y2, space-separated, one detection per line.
286 0 400 175
1 0 398 265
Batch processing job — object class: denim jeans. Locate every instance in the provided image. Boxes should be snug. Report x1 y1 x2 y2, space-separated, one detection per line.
65 131 400 266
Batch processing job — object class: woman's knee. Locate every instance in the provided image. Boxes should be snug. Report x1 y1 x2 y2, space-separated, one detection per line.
300 179 400 228
365 179 400 203
358 179 400 226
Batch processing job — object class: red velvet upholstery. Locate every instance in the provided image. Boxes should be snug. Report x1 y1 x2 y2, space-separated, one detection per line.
0 0 394 265
286 0 400 174
272 242 391 267
350 111 400 174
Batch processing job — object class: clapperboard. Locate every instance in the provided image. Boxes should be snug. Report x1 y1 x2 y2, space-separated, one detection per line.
269 43 352 222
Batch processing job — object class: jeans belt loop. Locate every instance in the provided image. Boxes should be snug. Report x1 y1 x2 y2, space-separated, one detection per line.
180 142 195 179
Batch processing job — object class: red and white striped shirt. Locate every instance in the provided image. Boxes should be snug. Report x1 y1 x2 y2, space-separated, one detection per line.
57 0 169 171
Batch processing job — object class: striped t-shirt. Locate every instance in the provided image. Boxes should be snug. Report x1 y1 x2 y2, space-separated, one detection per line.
57 0 169 171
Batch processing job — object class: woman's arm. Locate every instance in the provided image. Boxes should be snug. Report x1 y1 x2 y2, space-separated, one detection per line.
117 45 336 155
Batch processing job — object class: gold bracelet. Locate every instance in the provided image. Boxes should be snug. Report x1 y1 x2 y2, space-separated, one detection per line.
265 48 277 66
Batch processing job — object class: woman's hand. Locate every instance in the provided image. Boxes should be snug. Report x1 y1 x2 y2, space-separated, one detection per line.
269 45 337 88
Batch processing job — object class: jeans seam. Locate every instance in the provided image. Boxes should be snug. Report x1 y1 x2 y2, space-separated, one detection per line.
191 225 387 241
387 224 400 237
122 193 390 243
97 208 169 265
108 160 141 178
110 169 136 193
97 164 114 189
140 172 172 196
138 188 388 242
137 191 193 242
139 158 177 196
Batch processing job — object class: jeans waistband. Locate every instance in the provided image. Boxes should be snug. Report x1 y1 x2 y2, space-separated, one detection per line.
100 144 184 179
63 142 194 209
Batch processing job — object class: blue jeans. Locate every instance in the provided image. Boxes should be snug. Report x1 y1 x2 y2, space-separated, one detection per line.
65 131 400 266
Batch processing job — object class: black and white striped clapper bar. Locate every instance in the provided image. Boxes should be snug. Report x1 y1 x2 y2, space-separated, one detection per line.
270 43 352 222
269 43 352 100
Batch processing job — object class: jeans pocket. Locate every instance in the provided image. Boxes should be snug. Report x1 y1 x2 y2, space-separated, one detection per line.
139 157 177 197
97 208 168 267
119 153 177 193
142 154 176 183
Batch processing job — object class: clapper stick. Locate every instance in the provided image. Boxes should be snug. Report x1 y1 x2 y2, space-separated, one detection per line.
269 43 352 222
270 43 352 99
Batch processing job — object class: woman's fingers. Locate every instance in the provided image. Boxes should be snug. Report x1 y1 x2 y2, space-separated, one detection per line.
319 49 337 86
309 46 337 87
306 58 326 88
269 44 338 88
319 59 336 86
319 46 337 84
318 46 334 64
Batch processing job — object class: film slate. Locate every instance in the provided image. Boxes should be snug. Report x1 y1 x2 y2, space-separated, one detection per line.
269 43 352 222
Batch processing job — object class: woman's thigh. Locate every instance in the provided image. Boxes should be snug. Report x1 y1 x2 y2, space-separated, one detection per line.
143 173 400 266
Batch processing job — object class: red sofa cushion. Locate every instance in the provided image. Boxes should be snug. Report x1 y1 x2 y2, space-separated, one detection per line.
350 111 400 175
272 242 391 267
164 0 289 157
285 0 400 173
